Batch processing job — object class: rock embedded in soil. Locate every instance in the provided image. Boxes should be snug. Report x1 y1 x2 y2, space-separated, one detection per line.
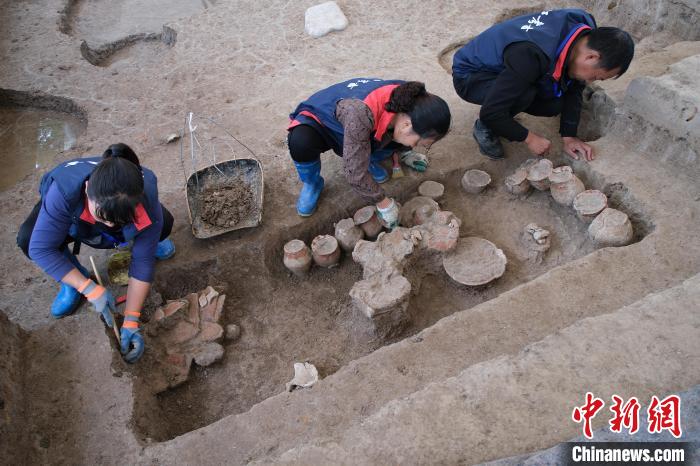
418 180 445 200
198 180 255 228
311 235 341 268
461 169 491 194
588 208 634 247
574 190 608 223
526 159 553 191
334 218 364 252
192 342 224 367
304 1 348 38
350 204 461 337
443 237 507 286
283 239 312 276
549 166 585 206
353 206 383 239
225 324 241 341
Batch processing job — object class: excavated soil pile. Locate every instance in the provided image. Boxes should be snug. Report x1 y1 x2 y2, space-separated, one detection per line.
198 181 254 228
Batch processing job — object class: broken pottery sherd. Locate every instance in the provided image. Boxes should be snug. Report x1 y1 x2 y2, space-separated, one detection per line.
573 190 608 223
418 180 445 201
522 223 551 253
283 239 312 276
286 362 319 391
549 165 585 206
353 206 383 239
311 234 341 268
334 217 365 252
443 237 507 286
526 159 553 191
588 208 634 247
461 169 491 194
505 168 531 195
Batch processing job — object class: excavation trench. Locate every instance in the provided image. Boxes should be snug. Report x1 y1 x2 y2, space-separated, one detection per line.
133 157 653 442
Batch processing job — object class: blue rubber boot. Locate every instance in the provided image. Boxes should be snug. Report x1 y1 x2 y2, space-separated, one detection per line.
155 238 176 260
369 149 392 183
294 160 324 217
50 252 89 319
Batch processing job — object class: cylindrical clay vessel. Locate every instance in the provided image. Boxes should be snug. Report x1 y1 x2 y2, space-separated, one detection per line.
526 159 553 191
334 218 365 252
461 169 491 194
353 206 383 239
549 166 585 206
573 190 608 223
283 239 312 276
311 235 341 268
588 208 634 247
505 168 531 195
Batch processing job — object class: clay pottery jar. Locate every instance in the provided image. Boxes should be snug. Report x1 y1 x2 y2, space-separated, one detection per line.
334 218 364 252
461 169 491 194
505 168 531 195
283 239 312 276
588 208 634 247
526 159 553 191
398 196 439 227
549 166 585 206
353 206 383 239
573 190 608 223
311 235 341 268
418 180 445 201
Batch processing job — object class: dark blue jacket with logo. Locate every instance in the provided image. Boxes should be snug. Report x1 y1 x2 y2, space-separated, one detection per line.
453 8 596 99
289 78 405 154
29 157 163 282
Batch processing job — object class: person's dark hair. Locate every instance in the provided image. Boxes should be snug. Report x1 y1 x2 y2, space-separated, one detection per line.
385 81 451 140
87 143 144 226
102 142 140 167
586 27 635 76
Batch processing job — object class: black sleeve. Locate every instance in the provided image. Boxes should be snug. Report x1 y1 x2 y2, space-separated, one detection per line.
479 42 550 142
560 81 584 137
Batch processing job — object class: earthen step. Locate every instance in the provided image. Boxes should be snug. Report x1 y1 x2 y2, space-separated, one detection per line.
262 273 700 465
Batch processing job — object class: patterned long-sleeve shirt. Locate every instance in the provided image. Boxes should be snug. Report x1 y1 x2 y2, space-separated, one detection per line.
335 99 389 203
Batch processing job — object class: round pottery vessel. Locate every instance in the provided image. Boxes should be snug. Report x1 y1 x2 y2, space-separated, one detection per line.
283 239 312 276
311 235 341 268
334 218 364 252
461 169 491 194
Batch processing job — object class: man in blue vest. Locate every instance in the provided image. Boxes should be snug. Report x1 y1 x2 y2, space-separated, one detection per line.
452 9 634 161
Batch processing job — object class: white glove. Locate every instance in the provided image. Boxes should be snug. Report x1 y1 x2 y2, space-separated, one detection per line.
376 198 399 229
400 150 429 172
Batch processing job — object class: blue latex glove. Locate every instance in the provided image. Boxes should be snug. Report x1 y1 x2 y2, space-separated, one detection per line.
120 310 145 363
80 280 115 328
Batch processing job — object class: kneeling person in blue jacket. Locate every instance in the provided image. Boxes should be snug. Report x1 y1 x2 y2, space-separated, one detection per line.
452 8 634 161
17 143 175 363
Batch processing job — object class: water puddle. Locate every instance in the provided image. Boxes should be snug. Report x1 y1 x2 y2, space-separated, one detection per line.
0 107 86 191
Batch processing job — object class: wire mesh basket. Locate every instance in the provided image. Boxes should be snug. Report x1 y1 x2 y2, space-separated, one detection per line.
180 112 264 239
